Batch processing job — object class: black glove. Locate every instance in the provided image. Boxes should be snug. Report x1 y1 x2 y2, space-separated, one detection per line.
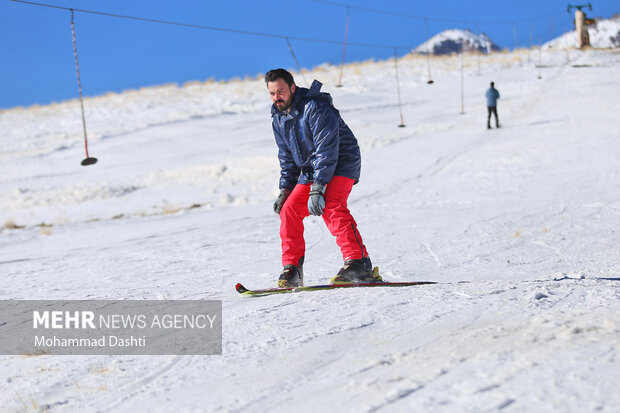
273 188 292 214
307 183 326 216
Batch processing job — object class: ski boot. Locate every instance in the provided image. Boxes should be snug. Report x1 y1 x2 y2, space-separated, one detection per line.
277 257 304 288
330 257 383 285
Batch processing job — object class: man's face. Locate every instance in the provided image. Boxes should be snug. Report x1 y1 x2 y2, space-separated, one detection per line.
267 79 296 112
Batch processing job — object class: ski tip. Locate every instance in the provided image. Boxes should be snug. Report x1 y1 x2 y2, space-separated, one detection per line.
235 283 249 294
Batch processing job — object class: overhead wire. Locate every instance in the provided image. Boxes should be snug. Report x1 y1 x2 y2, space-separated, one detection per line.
8 0 413 51
312 0 563 25
10 0 568 51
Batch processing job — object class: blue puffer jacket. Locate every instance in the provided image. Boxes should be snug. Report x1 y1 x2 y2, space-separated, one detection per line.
271 80 361 189
485 87 500 107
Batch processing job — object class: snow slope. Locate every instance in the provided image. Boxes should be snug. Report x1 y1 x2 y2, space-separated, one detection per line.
414 29 501 55
1 48 619 412
544 14 620 49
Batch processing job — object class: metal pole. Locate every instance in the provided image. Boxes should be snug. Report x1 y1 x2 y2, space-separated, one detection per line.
337 6 350 87
564 24 571 63
538 44 542 79
550 16 553 43
529 22 533 64
71 9 97 166
513 22 521 66
285 37 308 86
460 51 465 114
393 47 405 127
475 23 481 75
424 18 433 84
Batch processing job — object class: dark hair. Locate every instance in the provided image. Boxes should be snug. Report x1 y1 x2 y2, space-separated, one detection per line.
490 81 495 87
265 68 295 87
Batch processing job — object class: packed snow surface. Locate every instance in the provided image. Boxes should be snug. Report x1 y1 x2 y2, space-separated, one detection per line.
1 48 619 412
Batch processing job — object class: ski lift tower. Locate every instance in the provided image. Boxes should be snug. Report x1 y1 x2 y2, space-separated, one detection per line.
567 3 593 48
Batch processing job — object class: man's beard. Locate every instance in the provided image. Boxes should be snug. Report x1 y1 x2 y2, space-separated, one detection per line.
275 96 293 112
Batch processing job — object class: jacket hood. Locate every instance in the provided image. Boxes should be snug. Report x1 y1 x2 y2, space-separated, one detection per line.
305 79 323 97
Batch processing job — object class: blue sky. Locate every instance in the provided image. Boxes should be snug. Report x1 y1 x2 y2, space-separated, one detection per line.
2 0 618 109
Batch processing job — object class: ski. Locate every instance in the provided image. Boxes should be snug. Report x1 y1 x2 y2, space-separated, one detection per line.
235 280 438 297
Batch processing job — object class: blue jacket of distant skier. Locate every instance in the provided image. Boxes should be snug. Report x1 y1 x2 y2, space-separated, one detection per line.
271 79 361 189
485 87 500 107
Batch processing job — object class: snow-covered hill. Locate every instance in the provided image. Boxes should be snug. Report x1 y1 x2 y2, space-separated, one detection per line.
414 29 501 55
1 48 619 412
544 14 620 49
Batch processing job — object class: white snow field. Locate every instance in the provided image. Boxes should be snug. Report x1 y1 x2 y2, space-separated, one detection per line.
1 47 619 412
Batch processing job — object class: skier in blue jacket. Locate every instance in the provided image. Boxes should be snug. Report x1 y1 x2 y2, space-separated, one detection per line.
485 81 501 129
265 68 381 287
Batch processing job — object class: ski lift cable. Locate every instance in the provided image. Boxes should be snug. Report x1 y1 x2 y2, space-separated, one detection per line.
8 0 413 51
312 0 561 25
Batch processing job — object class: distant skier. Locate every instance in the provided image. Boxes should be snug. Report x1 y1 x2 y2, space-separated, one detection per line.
265 68 381 287
485 81 501 129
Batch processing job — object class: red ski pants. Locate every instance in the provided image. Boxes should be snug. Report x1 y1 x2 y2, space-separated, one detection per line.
280 176 368 266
